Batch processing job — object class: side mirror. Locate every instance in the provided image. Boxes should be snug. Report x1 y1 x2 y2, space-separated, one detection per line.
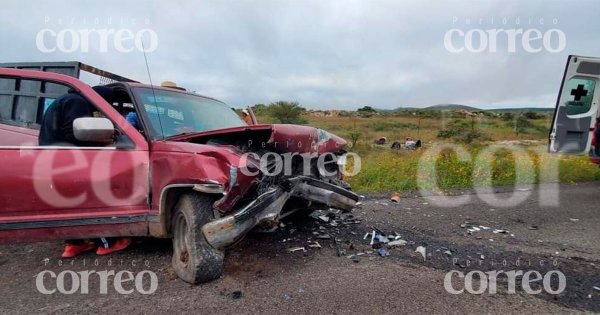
73 117 115 143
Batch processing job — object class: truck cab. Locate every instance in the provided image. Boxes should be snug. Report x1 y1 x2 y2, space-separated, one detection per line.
549 55 600 164
0 62 358 284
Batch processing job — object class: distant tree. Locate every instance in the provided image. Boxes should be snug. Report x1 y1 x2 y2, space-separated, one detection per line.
267 101 306 124
357 106 377 117
523 111 542 119
357 106 376 113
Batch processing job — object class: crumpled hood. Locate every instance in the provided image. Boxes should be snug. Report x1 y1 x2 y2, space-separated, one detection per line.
166 124 347 154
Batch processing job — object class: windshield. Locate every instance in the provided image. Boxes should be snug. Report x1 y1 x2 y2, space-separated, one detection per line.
133 87 245 139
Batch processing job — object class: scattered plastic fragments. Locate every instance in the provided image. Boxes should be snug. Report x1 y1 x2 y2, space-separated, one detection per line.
444 250 452 257
388 240 408 247
569 218 580 222
308 242 322 249
366 229 392 246
415 246 426 261
462 221 511 236
288 247 306 253
378 247 390 257
375 234 389 244
318 215 330 223
528 225 539 230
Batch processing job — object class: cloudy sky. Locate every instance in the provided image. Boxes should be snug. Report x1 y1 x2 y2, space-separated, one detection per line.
1 0 599 110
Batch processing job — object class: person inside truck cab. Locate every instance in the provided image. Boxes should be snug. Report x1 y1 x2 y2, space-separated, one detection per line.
39 87 106 146
38 86 133 258
241 109 253 125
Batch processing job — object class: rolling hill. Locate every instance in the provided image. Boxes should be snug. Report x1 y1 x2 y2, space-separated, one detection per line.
389 104 554 113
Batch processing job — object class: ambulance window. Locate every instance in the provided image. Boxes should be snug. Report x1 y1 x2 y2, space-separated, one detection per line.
564 77 596 116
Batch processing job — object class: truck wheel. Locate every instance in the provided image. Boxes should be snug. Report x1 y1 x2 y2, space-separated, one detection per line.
171 193 224 284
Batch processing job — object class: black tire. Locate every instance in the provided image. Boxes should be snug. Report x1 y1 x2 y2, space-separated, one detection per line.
171 193 224 284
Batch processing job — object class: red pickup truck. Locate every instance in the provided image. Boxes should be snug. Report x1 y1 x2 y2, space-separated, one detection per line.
549 55 600 164
0 62 358 284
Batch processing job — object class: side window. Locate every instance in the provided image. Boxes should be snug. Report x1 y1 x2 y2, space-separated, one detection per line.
564 77 596 116
0 77 69 129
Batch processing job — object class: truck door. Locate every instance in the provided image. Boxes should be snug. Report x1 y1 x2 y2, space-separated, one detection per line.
0 68 150 242
549 55 600 154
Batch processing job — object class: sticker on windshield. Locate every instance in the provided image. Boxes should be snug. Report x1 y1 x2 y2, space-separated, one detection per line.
167 109 184 120
144 104 165 115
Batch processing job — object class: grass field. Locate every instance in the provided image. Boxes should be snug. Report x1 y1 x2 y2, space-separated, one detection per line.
258 111 600 193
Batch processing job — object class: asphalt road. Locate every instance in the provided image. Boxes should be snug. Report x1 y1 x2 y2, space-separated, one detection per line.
0 182 599 314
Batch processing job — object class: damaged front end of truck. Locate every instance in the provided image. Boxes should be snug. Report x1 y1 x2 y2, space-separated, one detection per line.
163 124 359 250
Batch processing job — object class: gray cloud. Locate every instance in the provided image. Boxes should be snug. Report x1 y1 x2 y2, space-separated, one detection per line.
1 0 598 110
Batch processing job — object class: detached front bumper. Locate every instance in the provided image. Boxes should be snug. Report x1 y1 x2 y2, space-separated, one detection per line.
202 176 359 249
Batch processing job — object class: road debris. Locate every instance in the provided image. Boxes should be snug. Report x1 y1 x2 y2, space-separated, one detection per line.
378 247 390 257
569 218 580 222
288 247 306 253
415 246 426 261
390 192 400 203
308 242 322 249
528 225 539 230
318 215 330 223
388 239 408 247
461 221 511 236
